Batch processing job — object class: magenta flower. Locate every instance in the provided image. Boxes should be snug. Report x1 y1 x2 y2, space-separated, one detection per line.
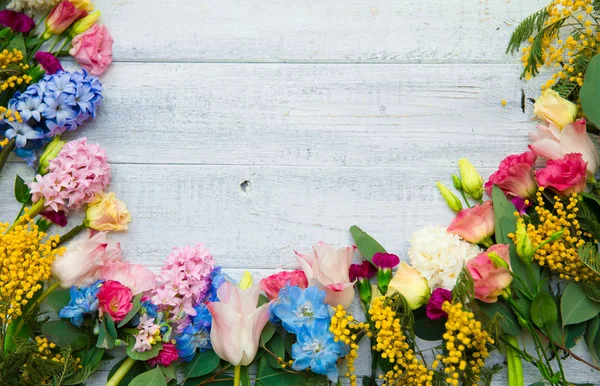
259 270 308 300
485 151 538 200
148 343 179 367
535 153 587 196
372 252 400 269
34 52 63 74
511 196 530 215
0 10 35 33
426 288 453 320
97 280 133 322
349 261 377 281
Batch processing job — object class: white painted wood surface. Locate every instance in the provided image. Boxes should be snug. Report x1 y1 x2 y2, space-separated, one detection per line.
4 0 600 384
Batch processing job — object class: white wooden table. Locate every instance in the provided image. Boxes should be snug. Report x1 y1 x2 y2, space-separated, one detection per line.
2 0 599 384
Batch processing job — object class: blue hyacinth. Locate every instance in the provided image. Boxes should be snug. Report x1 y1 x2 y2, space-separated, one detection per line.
58 280 103 327
1 70 103 165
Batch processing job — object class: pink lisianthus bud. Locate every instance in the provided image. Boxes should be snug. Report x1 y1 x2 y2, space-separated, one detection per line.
70 24 113 75
295 242 355 308
348 260 377 281
34 52 63 74
447 201 495 246
148 343 179 367
466 244 512 303
0 10 35 32
372 252 400 269
535 153 588 196
259 270 308 300
425 288 453 320
44 0 87 38
530 119 599 176
97 280 134 322
485 151 538 200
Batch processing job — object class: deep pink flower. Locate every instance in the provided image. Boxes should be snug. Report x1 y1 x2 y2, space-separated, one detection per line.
41 209 67 227
70 24 113 76
45 0 87 38
349 261 377 281
467 244 512 303
511 196 530 215
485 151 538 199
97 280 133 322
99 260 156 296
148 343 179 367
0 10 35 32
426 288 453 320
259 270 308 300
448 201 495 245
34 52 63 75
372 253 400 269
535 153 587 196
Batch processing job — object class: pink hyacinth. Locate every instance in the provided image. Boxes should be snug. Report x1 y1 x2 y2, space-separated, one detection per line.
29 138 111 212
151 243 215 318
133 314 160 352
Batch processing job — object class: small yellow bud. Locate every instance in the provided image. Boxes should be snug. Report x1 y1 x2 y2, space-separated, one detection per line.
437 182 462 213
458 158 483 200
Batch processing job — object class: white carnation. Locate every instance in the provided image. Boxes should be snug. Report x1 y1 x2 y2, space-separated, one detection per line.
7 0 58 11
408 225 481 291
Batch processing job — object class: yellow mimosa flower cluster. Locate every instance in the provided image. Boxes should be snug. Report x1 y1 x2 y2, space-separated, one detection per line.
0 48 32 93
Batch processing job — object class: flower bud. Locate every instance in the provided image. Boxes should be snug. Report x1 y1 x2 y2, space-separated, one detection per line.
85 192 131 231
387 262 430 310
377 268 393 295
38 137 65 174
239 271 253 290
70 10 99 36
356 278 372 306
515 221 534 264
534 89 577 129
70 0 94 11
452 174 463 191
458 158 484 200
44 0 87 39
488 251 510 270
437 182 462 212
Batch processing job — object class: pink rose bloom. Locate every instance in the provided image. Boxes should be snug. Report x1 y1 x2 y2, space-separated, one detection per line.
426 288 453 320
447 201 495 245
70 24 113 76
530 119 599 176
466 244 512 303
295 242 356 308
535 153 587 196
45 0 86 38
148 343 179 367
34 52 63 75
99 260 156 295
259 270 308 300
485 151 538 199
97 280 133 322
51 230 122 288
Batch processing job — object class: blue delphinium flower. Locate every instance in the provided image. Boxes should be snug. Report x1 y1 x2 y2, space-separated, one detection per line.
58 281 103 327
175 303 214 362
269 285 332 335
291 319 348 383
206 266 235 302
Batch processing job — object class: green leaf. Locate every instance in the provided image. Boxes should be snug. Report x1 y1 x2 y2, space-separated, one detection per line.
159 363 177 380
241 365 251 386
258 294 270 307
581 54 600 127
265 332 285 368
36 217 51 232
107 357 148 386
477 298 521 336
260 322 277 347
6 33 26 57
531 292 558 328
256 356 306 386
130 367 167 386
182 349 220 379
14 174 29 203
565 322 587 348
46 288 71 313
118 293 143 327
41 320 90 351
126 338 162 361
413 308 445 341
105 314 117 339
561 282 600 326
61 347 105 385
585 315 600 363
349 225 386 263
96 318 115 349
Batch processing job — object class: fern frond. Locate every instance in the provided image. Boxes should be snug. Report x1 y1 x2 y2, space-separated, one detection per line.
452 268 474 305
507 7 550 55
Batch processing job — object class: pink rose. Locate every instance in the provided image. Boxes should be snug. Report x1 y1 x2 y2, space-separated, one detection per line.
447 201 495 245
485 151 538 199
295 242 356 308
34 52 63 75
535 153 587 196
148 343 179 367
530 119 599 176
466 244 512 303
70 24 113 76
259 270 308 300
97 280 133 322
45 1 87 38
98 260 156 295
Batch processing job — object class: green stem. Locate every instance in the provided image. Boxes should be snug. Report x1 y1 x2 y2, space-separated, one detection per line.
6 199 46 233
0 138 15 178
233 365 241 386
459 189 472 208
106 357 136 386
54 37 71 55
48 35 62 52
548 336 567 385
57 223 86 246
505 336 524 386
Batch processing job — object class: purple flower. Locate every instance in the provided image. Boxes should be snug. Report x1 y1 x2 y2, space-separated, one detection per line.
425 288 453 320
372 252 400 269
35 52 64 75
0 10 35 33
349 261 377 281
511 196 531 215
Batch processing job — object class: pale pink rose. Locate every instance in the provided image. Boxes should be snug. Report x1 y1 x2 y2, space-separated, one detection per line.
51 230 123 288
530 119 599 175
485 151 538 199
98 260 156 295
259 270 308 300
447 201 495 245
467 244 512 303
97 280 133 322
535 153 587 196
69 24 113 75
295 242 355 308
207 282 270 366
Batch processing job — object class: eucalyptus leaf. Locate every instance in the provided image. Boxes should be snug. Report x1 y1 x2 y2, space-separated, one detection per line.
349 225 386 263
118 293 143 327
531 292 558 329
265 332 285 369
6 33 26 57
478 299 521 336
256 356 306 386
130 367 167 386
182 349 220 379
96 319 115 349
561 282 600 326
41 320 90 351
46 288 71 313
565 322 586 348
260 322 277 346
159 363 177 380
585 315 600 362
580 54 600 127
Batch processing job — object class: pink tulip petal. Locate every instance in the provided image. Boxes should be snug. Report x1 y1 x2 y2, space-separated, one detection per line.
240 303 270 366
529 139 563 160
207 301 244 366
560 119 600 174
